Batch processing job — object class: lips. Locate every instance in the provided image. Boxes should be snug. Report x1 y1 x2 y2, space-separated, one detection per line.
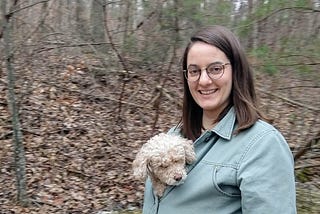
199 89 218 95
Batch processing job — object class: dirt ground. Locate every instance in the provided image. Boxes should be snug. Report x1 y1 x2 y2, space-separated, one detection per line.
0 54 319 213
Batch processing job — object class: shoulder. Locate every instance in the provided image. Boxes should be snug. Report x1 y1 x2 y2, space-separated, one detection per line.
241 119 286 144
236 122 296 213
251 119 278 133
234 119 292 163
237 119 292 163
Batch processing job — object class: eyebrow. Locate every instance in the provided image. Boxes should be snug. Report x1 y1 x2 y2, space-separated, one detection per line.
188 61 225 67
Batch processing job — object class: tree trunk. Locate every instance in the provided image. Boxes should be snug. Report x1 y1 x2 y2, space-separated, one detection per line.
2 0 29 206
75 0 91 42
90 0 107 53
122 0 132 56
247 0 257 50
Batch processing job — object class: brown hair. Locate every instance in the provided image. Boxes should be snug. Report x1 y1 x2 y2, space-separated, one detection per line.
179 25 266 141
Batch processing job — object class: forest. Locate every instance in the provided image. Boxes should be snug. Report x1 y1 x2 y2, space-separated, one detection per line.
0 0 319 213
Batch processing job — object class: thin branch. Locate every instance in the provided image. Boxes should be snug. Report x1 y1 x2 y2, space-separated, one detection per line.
275 85 320 90
102 2 130 124
162 87 182 108
0 131 13 140
151 0 180 134
3 0 29 206
33 42 113 53
256 88 320 112
0 0 51 39
272 62 320 67
295 163 320 170
278 54 317 61
257 7 320 24
234 6 320 31
41 41 112 46
252 62 320 67
131 0 168 34
9 0 51 15
102 4 128 71
294 131 320 162
135 11 156 30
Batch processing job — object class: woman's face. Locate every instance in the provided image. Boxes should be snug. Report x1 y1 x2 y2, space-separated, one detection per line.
186 41 232 119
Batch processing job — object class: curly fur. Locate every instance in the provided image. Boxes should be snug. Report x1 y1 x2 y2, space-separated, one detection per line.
132 133 196 197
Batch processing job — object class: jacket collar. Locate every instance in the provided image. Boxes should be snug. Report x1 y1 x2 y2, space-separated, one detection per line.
211 106 236 141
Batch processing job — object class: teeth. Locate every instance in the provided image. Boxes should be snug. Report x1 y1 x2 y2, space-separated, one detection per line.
200 89 217 95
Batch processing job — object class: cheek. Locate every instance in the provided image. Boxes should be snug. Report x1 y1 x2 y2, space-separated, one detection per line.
187 82 197 95
224 79 232 95
219 72 232 93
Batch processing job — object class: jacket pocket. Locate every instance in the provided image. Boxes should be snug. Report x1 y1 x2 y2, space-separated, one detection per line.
212 165 241 197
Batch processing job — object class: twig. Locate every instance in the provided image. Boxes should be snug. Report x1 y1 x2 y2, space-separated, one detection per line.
256 88 320 112
102 3 129 124
71 87 152 109
275 85 320 90
295 163 320 170
125 82 142 104
44 79 152 109
270 62 320 67
34 42 113 53
294 131 320 161
162 87 182 108
0 131 13 140
30 198 60 208
132 0 168 34
234 6 320 31
151 0 180 134
10 0 51 15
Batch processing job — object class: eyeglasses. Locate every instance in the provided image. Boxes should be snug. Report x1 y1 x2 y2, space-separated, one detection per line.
184 62 230 82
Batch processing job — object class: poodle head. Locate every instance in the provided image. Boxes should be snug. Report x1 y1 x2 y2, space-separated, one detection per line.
132 133 196 186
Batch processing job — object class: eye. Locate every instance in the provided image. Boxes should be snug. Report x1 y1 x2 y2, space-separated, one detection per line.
187 65 200 76
207 64 223 74
174 159 180 164
160 164 169 169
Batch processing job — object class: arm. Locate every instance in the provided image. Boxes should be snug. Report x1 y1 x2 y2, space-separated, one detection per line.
238 130 296 214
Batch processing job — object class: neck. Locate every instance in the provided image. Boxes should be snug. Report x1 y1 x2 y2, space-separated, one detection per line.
202 113 218 131
202 103 231 130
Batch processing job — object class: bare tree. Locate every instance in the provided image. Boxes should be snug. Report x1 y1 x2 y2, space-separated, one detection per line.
2 0 29 206
75 0 91 42
91 0 107 53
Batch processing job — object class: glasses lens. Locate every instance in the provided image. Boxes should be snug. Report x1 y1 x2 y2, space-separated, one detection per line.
207 63 224 79
207 64 223 74
187 65 200 81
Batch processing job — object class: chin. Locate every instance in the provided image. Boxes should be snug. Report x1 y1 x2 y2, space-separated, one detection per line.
200 104 220 111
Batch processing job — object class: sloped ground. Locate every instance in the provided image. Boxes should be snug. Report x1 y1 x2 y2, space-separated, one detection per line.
0 53 319 213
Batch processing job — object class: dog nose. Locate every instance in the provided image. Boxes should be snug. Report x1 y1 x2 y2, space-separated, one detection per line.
174 174 182 181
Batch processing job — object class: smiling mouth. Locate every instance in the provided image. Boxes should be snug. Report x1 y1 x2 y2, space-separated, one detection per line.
199 89 218 95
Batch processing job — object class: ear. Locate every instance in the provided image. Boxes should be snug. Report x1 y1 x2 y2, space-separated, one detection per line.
132 148 150 180
183 139 196 164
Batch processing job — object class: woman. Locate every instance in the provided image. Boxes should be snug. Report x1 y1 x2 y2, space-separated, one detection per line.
142 25 296 213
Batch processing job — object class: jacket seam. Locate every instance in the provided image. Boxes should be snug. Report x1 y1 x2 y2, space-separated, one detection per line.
238 128 275 167
201 161 238 169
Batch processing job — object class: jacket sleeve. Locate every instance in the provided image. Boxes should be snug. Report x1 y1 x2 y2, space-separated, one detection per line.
237 129 297 214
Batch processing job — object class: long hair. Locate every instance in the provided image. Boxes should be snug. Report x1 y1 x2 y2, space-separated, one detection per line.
179 25 266 141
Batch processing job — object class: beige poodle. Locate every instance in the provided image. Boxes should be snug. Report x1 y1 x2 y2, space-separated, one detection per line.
132 133 196 197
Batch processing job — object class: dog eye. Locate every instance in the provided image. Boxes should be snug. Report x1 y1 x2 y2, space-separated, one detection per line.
160 164 169 168
159 159 171 168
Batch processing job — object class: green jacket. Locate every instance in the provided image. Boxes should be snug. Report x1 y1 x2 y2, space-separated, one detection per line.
142 107 296 214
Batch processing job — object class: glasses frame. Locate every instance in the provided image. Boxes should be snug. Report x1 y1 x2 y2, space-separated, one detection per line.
184 62 230 82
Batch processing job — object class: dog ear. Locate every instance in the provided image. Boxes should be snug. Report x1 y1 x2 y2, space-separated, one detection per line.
183 139 196 164
132 147 150 180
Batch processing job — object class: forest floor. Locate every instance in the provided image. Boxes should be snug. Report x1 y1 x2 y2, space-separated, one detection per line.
0 53 319 213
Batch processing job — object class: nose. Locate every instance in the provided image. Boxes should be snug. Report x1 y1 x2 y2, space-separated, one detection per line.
198 69 212 84
174 174 182 181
